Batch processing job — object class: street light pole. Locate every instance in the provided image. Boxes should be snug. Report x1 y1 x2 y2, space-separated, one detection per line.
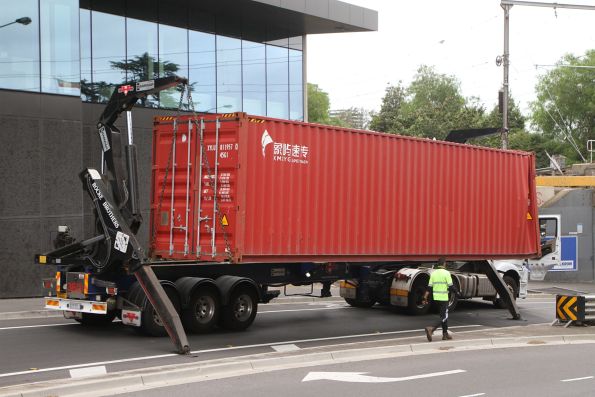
0 17 32 29
501 3 511 150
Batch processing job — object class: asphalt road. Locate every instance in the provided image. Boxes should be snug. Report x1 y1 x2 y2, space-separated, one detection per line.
0 294 554 388
120 343 595 397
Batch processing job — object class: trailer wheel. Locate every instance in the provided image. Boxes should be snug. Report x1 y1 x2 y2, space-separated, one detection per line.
182 287 220 333
128 282 181 337
407 277 431 315
493 275 518 309
220 287 258 331
344 298 376 308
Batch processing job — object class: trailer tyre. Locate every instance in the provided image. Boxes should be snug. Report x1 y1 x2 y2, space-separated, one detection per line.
220 287 258 331
182 287 220 333
407 277 431 315
493 275 518 309
128 282 181 337
344 298 376 308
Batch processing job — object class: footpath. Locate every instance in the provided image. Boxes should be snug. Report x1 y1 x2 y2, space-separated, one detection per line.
0 281 594 397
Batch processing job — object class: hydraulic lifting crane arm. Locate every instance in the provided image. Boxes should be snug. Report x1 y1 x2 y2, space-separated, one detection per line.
36 76 191 354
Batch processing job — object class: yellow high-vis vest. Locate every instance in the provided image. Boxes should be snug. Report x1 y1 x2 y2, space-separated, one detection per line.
429 268 453 302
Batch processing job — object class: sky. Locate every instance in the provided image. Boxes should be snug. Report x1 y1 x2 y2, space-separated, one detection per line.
307 0 595 118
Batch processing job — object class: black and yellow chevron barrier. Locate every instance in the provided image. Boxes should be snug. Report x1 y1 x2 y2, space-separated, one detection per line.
555 294 585 322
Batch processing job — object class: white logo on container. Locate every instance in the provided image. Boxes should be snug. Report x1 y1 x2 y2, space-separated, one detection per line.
261 130 273 157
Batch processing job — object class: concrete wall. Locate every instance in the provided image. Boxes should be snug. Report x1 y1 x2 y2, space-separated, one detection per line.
539 189 595 282
0 90 176 298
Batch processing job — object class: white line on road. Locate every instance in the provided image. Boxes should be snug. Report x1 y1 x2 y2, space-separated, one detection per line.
458 393 486 397
259 307 349 314
69 366 106 378
0 325 482 379
302 369 466 383
0 323 75 331
271 344 300 352
561 376 594 382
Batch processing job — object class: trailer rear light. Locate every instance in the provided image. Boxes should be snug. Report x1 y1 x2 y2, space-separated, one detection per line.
91 303 106 312
46 299 59 307
56 272 61 292
394 273 411 281
43 280 53 289
84 274 89 295
38 255 47 264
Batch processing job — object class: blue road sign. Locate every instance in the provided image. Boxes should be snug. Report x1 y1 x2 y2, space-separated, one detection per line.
551 236 578 272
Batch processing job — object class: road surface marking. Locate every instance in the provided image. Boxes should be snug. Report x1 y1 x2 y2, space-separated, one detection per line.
0 325 482 379
69 366 106 378
458 393 485 397
302 369 466 383
271 344 300 352
259 307 350 314
561 376 594 382
0 323 75 331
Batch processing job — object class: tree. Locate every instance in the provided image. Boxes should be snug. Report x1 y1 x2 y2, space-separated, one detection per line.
369 84 406 132
307 83 345 126
371 66 486 139
531 50 595 163
307 83 332 124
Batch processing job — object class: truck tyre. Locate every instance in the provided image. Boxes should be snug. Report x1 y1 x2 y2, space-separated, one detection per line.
128 282 181 337
182 286 220 333
344 298 376 308
407 277 431 315
220 286 258 331
77 311 116 326
493 275 518 309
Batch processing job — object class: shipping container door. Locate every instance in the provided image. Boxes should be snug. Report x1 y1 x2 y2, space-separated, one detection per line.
151 118 198 257
196 116 239 261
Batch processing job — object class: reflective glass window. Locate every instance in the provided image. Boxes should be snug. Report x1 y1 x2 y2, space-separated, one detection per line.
126 18 158 107
91 12 125 102
159 25 188 109
80 9 92 101
0 0 39 91
40 0 79 95
216 35 242 113
242 40 265 116
189 31 216 112
289 49 303 121
266 45 289 119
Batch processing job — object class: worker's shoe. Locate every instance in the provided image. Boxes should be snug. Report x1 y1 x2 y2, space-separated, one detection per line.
442 333 452 340
425 327 435 342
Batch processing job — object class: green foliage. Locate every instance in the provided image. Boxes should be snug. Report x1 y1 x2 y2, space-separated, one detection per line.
371 66 489 140
307 83 345 126
307 83 331 124
531 49 595 164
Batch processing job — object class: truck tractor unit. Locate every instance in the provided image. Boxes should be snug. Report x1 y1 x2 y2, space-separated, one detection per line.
36 78 542 352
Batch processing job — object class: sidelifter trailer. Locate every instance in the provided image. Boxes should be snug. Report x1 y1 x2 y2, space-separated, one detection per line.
36 78 541 353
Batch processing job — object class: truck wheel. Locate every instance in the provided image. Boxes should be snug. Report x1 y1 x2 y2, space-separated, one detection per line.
407 278 431 315
344 298 376 308
128 282 181 337
77 311 116 326
220 287 258 331
182 287 220 333
493 275 518 309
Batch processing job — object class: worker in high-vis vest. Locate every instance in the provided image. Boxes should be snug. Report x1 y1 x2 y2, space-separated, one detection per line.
423 257 459 342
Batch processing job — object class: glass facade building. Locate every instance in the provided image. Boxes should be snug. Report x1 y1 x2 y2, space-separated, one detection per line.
0 0 304 119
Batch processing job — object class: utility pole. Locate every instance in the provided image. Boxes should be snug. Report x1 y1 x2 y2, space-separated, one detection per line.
498 1 595 150
501 3 511 150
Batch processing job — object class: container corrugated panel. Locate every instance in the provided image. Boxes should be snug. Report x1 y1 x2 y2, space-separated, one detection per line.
151 113 540 263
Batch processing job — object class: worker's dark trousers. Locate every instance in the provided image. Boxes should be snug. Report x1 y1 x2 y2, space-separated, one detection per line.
434 301 448 334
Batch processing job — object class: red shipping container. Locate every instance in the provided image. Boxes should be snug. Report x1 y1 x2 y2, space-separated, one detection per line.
150 113 540 263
